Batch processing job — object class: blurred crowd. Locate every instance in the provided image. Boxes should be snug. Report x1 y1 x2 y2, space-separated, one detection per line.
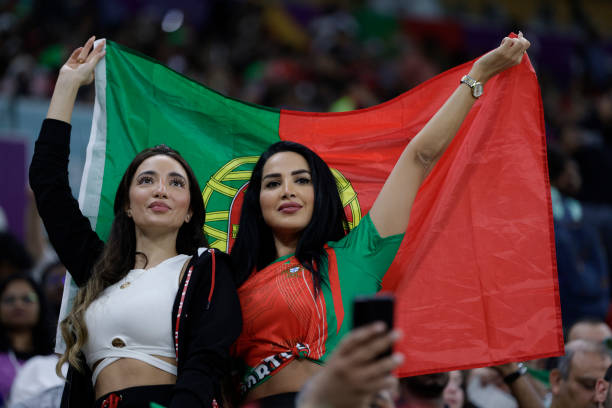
1 0 612 407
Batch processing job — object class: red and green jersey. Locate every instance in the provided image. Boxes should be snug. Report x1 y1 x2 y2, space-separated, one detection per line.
232 213 404 393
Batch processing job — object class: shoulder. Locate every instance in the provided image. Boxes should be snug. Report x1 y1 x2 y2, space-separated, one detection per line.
328 212 376 248
328 212 404 256
188 248 233 281
192 247 231 265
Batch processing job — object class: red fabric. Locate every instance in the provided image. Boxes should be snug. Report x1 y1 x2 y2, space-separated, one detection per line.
278 54 563 376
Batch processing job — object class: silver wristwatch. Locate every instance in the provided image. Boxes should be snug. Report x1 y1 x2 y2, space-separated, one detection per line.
461 75 483 98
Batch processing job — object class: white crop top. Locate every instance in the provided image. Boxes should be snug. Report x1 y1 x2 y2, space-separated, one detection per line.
82 253 190 385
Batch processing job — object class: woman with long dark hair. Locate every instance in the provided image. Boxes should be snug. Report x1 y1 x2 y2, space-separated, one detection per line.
230 34 531 406
29 36 241 408
0 274 53 403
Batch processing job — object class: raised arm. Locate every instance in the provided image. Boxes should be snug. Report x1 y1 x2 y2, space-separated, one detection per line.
369 34 531 237
29 37 106 286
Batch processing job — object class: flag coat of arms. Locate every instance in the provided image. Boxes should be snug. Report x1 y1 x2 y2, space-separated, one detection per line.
58 39 563 376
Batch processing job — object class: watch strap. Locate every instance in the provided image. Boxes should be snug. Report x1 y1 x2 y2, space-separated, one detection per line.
460 74 483 98
461 75 477 88
503 363 527 385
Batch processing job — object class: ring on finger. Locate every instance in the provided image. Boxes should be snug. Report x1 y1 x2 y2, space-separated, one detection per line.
77 58 85 64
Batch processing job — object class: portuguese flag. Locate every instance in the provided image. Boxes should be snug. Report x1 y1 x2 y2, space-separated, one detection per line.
65 39 563 376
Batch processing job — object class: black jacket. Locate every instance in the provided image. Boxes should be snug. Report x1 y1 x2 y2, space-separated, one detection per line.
29 119 242 407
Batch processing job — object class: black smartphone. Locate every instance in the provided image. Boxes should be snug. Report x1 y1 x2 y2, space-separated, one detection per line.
352 293 395 358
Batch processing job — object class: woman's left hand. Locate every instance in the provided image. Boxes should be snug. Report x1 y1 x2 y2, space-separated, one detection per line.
470 32 531 84
47 36 105 123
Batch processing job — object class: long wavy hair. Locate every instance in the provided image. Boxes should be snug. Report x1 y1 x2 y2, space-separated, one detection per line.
58 145 208 375
231 141 348 289
0 274 54 355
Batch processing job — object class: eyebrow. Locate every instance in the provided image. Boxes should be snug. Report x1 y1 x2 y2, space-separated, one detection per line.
262 169 311 180
169 172 186 179
136 170 187 179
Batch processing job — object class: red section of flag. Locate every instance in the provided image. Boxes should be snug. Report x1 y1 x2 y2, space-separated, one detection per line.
278 55 563 376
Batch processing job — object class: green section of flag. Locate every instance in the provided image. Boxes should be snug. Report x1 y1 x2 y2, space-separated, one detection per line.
96 41 281 241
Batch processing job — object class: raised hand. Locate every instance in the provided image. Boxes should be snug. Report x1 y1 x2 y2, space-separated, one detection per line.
47 36 106 122
471 32 531 84
59 36 106 87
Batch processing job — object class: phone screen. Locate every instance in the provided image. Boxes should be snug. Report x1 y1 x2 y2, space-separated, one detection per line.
352 294 395 358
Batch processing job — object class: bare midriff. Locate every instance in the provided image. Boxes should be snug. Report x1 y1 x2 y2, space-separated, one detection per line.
93 355 177 399
245 359 322 402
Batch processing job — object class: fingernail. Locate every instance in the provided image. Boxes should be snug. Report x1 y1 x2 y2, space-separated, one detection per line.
391 329 403 340
393 353 405 364
518 30 523 36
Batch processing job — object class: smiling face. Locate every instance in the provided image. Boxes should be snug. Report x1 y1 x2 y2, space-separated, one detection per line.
259 151 315 242
127 155 192 235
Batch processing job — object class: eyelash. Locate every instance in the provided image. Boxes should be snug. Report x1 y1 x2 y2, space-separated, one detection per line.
264 177 311 188
170 178 186 188
137 175 154 185
136 176 186 188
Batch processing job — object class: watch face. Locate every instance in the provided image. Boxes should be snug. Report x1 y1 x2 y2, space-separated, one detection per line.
473 83 483 98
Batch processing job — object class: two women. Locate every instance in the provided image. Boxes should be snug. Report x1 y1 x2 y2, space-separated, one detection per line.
34 31 530 407
30 37 241 407
230 33 531 406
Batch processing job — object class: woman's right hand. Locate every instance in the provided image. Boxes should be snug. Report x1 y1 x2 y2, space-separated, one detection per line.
58 36 106 87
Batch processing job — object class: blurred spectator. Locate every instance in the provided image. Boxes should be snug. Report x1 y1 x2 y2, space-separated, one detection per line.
443 370 474 408
0 233 33 282
8 354 66 408
548 145 609 329
398 372 449 407
468 363 544 408
39 261 65 326
594 364 612 408
549 340 612 408
567 318 612 344
0 274 53 404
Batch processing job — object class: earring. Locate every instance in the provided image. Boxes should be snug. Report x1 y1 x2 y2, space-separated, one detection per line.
185 215 191 222
127 209 132 217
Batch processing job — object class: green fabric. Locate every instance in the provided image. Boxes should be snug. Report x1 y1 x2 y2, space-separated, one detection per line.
97 41 281 242
320 212 404 359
